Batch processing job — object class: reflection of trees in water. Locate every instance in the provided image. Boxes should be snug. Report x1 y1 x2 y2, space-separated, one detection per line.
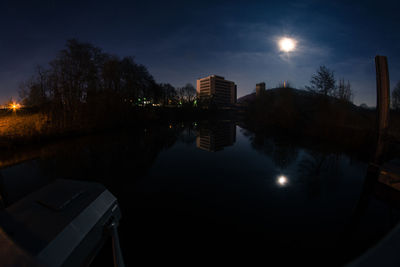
242 128 346 197
0 124 192 192
62 125 188 185
252 132 274 156
298 150 341 198
178 125 197 145
244 129 299 169
272 140 299 169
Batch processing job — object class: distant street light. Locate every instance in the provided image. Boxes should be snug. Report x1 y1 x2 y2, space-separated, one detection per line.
9 102 21 111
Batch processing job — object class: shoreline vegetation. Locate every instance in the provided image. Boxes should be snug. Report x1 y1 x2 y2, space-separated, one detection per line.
241 87 400 160
2 98 400 157
0 107 235 148
1 39 399 159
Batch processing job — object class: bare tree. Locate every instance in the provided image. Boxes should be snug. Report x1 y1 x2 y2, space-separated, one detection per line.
20 39 159 127
306 65 336 96
336 79 353 103
19 66 49 107
392 81 400 110
159 83 177 105
183 83 196 103
177 83 196 104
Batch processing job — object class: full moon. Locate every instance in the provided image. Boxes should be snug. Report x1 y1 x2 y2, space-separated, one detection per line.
279 37 296 52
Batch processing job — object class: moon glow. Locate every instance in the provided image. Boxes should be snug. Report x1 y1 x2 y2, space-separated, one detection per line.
279 37 296 52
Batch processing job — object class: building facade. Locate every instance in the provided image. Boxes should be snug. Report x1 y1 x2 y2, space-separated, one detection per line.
256 82 266 97
196 75 237 105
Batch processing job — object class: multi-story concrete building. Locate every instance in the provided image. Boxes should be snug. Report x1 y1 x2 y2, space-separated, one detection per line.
196 75 237 105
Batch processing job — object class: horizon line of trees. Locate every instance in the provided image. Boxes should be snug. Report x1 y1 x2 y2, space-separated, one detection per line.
18 39 197 115
305 66 400 110
18 39 400 114
254 66 354 103
305 65 354 103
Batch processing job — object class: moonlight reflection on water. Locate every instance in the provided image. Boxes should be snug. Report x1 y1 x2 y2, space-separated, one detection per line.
277 175 289 187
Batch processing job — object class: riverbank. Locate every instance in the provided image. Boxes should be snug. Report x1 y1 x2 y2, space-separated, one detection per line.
1 97 399 158
0 107 237 149
242 88 400 155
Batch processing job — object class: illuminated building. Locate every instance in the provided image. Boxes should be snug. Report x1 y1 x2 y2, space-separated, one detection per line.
196 75 237 105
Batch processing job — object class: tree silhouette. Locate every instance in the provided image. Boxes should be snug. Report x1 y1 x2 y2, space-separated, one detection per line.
19 39 158 126
177 83 196 104
336 79 353 103
19 66 49 107
306 65 336 96
159 83 177 105
392 81 400 110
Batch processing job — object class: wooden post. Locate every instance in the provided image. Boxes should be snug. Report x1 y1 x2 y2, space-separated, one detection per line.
374 56 390 163
375 55 390 134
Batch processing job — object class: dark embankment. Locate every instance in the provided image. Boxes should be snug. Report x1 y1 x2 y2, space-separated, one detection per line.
0 106 236 149
0 117 200 172
240 87 400 158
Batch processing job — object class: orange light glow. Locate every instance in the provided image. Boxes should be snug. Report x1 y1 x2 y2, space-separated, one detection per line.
9 102 21 111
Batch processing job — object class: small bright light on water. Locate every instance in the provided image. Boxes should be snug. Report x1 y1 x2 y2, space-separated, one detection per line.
279 38 296 52
277 175 288 186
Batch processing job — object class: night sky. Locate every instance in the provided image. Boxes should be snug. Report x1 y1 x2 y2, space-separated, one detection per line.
1 0 400 106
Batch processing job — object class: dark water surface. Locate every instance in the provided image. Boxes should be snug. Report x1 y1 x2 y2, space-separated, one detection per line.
1 121 399 266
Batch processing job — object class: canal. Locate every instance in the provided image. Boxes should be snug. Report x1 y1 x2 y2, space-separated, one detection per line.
1 121 399 266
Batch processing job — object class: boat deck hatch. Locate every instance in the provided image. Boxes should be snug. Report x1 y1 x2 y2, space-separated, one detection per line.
36 189 84 211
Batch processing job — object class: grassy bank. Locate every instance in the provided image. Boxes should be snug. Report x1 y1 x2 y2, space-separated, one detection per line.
0 106 236 148
0 112 51 145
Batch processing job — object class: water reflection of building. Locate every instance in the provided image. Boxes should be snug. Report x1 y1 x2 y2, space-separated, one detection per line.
196 122 236 152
